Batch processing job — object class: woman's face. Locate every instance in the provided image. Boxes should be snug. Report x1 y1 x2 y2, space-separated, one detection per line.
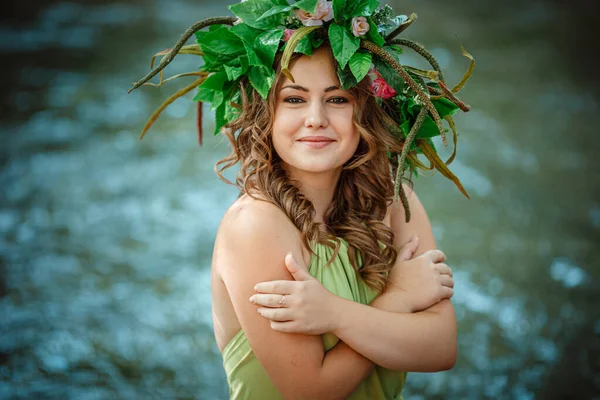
272 47 360 178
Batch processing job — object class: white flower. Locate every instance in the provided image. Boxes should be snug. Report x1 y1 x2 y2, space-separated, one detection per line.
295 0 333 27
351 16 370 37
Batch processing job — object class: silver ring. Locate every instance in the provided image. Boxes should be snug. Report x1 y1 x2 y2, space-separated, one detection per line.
278 295 286 306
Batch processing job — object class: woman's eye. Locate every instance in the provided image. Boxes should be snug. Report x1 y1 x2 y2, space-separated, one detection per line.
284 97 304 104
328 97 349 104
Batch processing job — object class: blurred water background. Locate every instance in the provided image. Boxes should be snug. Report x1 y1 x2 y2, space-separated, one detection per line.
1 0 599 399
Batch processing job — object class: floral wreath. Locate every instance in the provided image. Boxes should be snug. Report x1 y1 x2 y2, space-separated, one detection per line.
128 0 475 222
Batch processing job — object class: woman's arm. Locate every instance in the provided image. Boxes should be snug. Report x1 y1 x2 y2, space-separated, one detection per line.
217 199 375 400
333 185 457 370
253 185 457 371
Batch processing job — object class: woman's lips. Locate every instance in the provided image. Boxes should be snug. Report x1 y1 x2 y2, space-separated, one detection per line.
298 137 335 149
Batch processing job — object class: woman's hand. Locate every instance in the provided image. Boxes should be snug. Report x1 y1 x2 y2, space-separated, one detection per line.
386 237 454 313
251 253 342 335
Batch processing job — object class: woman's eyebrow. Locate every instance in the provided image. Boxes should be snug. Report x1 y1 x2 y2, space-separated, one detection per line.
280 85 341 92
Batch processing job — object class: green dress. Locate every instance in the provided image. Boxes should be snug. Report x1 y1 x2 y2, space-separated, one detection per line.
222 239 407 399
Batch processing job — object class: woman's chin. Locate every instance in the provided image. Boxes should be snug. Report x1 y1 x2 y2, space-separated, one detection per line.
287 161 343 175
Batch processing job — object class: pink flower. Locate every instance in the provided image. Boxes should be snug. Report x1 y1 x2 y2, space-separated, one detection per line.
371 70 397 99
283 29 296 42
351 16 370 37
295 0 333 26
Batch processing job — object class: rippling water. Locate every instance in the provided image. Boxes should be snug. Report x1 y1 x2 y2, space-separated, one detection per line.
1 0 599 399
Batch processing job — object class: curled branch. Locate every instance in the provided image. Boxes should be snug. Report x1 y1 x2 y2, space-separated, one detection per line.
128 17 237 94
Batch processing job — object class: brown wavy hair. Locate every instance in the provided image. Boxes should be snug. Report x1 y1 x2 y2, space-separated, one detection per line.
215 41 403 292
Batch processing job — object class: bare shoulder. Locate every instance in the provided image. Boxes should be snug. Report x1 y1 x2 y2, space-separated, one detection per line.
219 194 300 246
214 194 307 275
387 183 438 254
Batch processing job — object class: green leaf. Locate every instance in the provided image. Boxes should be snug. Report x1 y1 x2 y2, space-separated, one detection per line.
365 17 384 46
248 65 275 98
388 44 403 55
398 96 416 122
214 101 227 135
399 120 411 136
332 0 346 22
254 29 285 67
224 65 247 81
195 25 244 55
229 0 282 29
230 23 262 45
257 4 293 21
432 98 460 118
344 0 379 18
201 71 228 91
294 0 318 13
294 35 314 55
194 71 228 108
200 50 237 72
244 42 263 66
415 114 443 139
336 65 358 90
328 23 360 70
311 32 325 48
348 51 372 82
373 56 404 94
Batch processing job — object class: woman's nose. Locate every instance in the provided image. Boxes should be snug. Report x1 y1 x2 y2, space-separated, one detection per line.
305 102 328 129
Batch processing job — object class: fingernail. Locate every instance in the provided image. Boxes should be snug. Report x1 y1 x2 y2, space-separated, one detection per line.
257 308 262 315
249 296 255 303
253 285 258 291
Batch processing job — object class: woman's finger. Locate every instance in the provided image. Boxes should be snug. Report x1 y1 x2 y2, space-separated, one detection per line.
250 294 288 308
425 249 446 263
439 274 454 289
397 235 419 261
269 320 295 333
257 307 292 322
442 286 454 299
437 263 453 277
254 280 295 294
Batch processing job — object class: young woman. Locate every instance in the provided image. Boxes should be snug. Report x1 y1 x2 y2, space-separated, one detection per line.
129 2 472 398
210 45 456 400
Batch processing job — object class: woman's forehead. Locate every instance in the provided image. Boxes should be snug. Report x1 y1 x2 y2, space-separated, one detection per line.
283 58 341 90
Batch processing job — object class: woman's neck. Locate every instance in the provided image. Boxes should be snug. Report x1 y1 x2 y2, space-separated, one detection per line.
285 166 341 224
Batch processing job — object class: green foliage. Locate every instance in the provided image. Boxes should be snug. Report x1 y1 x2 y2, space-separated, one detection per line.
294 34 314 55
365 17 385 46
328 23 360 70
194 71 228 108
373 56 404 94
257 5 293 22
332 0 346 22
344 0 379 18
229 0 283 29
248 65 275 98
255 29 285 67
336 64 358 90
348 51 372 82
294 0 319 13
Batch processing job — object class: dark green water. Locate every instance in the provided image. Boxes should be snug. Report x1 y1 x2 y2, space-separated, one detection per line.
1 0 598 399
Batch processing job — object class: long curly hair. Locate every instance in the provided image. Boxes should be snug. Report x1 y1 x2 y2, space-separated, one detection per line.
215 42 403 292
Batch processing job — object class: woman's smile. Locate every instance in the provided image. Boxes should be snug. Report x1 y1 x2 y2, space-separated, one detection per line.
297 135 336 149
